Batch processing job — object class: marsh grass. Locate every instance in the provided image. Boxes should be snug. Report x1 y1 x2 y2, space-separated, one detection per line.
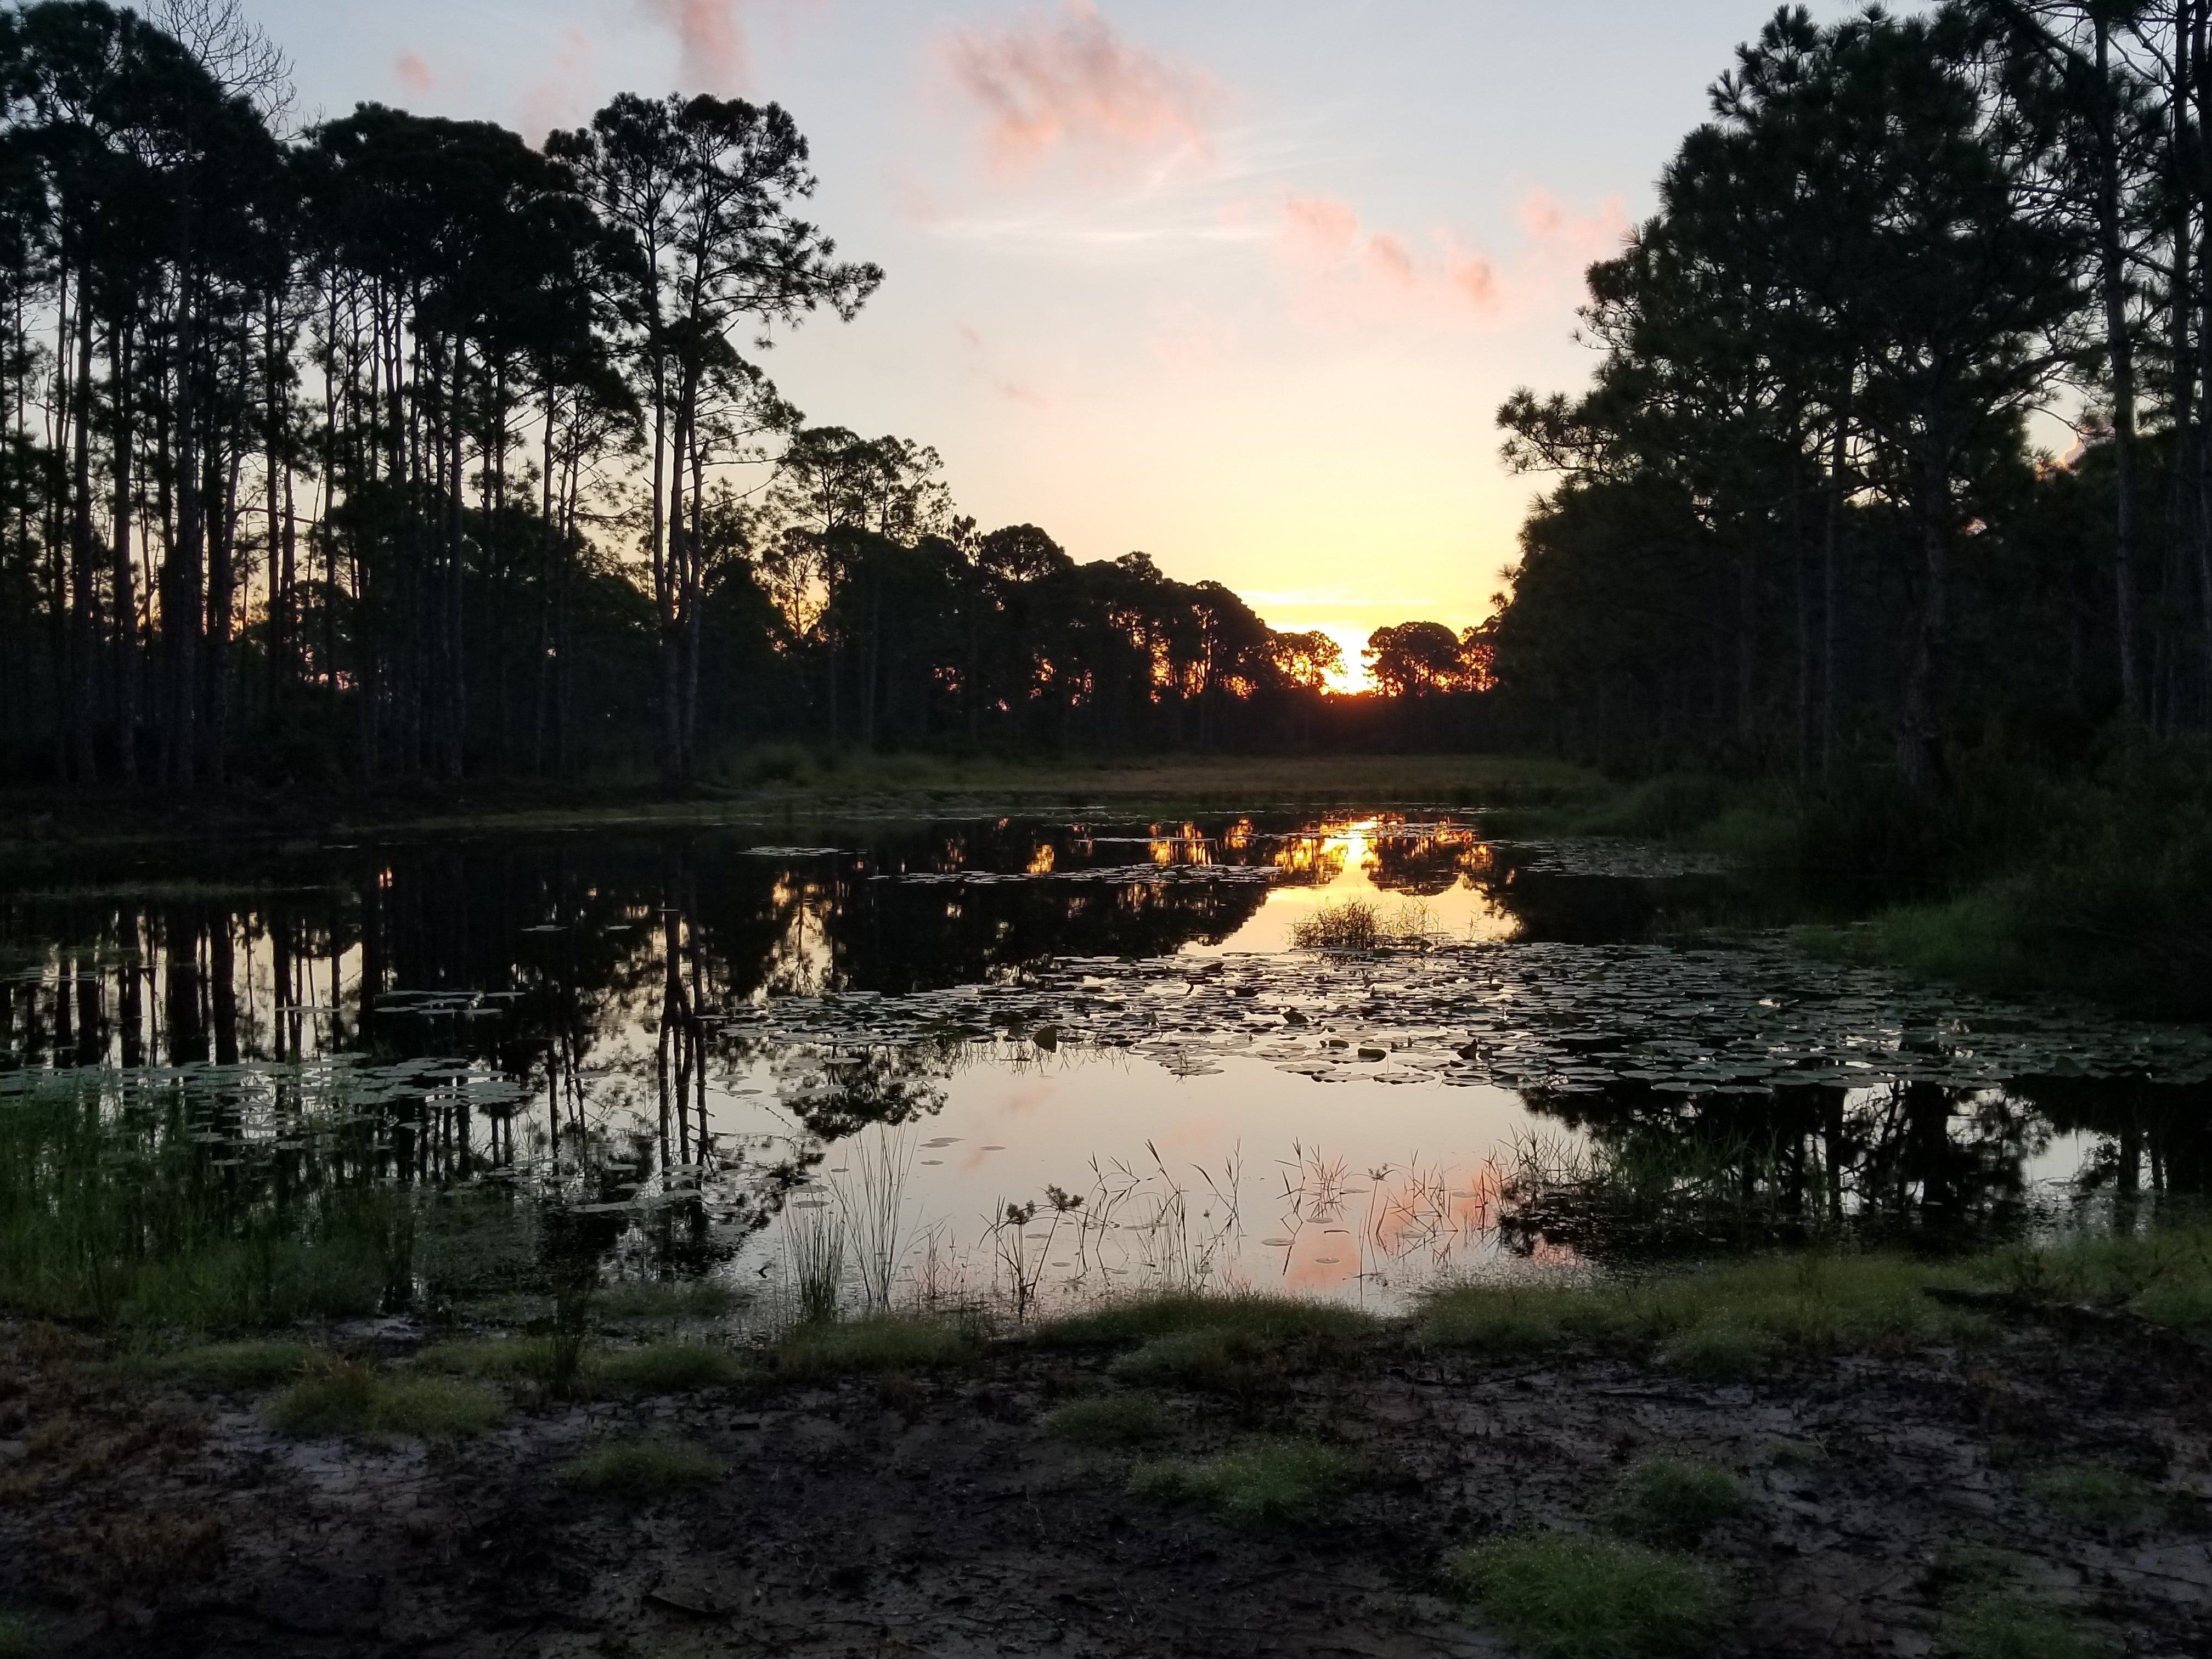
419 1336 565 1385
264 1358 501 1440
1039 1290 1378 1350
772 1313 983 1380
785 1201 848 1325
558 1437 725 1502
2022 1465 2158 1530
1973 1223 2212 1335
593 1280 737 1325
594 1341 744 1393
1045 1392 1175 1447
1443 1534 1720 1659
1128 1438 1355 1526
152 1339 312 1390
1938 1590 2113 1659
1290 898 1436 951
1418 1254 1980 1368
1605 1458 1748 1544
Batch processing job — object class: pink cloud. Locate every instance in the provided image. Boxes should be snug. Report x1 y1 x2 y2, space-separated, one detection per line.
958 325 1048 410
1277 187 1627 331
639 0 747 93
522 29 596 146
394 52 436 94
939 1 1218 176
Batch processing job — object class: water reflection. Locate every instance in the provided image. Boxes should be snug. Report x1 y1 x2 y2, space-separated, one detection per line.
3 812 2207 1312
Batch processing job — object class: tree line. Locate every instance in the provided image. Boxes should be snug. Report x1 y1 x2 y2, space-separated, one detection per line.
1487 1 2212 785
0 0 1506 792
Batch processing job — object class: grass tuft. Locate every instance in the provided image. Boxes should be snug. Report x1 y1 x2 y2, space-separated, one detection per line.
1040 1291 1377 1349
1419 1253 1980 1367
592 1279 738 1324
593 1341 744 1394
1938 1590 2112 1659
0 1613 33 1659
2022 1465 2158 1530
1443 1533 1720 1659
156 1339 313 1390
1128 1438 1355 1526
558 1437 725 1502
263 1358 503 1440
1606 1458 1748 1544
773 1314 983 1380
1044 1392 1175 1447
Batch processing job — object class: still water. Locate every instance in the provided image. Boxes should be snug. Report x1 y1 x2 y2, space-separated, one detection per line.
4 809 2209 1316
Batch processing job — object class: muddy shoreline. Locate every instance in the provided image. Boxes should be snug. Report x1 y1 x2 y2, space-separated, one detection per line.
3 1303 2207 1658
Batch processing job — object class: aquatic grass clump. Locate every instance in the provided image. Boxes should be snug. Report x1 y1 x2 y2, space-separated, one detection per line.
1443 1533 1720 1659
1289 898 1436 951
1605 1458 1748 1544
594 1341 745 1394
773 1313 983 1380
1128 1438 1356 1526
558 1437 725 1502
264 1358 503 1440
417 1338 564 1385
154 1339 313 1390
2022 1465 2158 1530
1414 1283 1604 1353
1045 1392 1175 1447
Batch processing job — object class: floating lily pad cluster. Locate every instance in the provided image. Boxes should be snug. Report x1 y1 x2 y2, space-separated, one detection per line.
707 936 2212 1094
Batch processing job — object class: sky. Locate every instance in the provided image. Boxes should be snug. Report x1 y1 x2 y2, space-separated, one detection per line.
245 1 1897 685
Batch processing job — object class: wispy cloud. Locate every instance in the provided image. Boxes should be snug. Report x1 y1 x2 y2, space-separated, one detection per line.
939 1 1219 177
958 325 1049 410
1277 187 1626 330
637 0 748 93
394 51 436 95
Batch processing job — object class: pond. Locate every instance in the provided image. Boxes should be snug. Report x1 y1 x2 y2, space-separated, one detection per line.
3 806 2208 1325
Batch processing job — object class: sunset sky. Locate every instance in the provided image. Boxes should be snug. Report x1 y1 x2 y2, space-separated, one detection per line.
251 1 1890 684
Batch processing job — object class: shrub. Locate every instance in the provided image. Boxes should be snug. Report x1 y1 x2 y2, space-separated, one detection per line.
1129 1438 1356 1526
1443 1533 1720 1659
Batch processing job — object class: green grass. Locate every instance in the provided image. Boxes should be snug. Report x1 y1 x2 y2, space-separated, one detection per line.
1040 1291 1378 1349
1606 1458 1748 1544
2022 1465 2158 1530
0 1613 35 1659
1970 1223 2212 1335
594 1341 745 1393
1938 1590 2112 1659
1418 1253 1982 1368
1443 1534 1720 1659
1045 1392 1176 1447
772 1314 984 1380
1128 1438 1356 1526
263 1359 503 1440
154 1339 313 1389
418 1337 565 1385
558 1437 726 1502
